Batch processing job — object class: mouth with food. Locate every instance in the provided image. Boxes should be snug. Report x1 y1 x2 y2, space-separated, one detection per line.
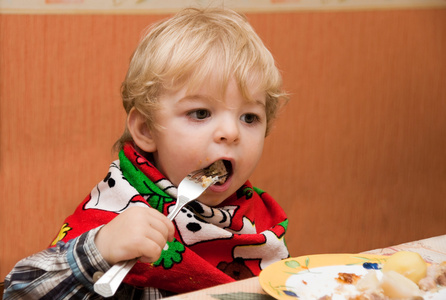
202 159 232 185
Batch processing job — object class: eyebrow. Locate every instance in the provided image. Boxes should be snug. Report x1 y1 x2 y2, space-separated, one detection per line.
178 94 211 101
178 94 266 107
252 98 266 108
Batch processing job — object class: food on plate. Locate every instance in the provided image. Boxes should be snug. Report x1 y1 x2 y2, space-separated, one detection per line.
351 269 422 299
260 253 446 300
382 251 427 284
355 270 380 292
352 253 446 299
336 272 361 284
380 270 422 298
419 261 446 292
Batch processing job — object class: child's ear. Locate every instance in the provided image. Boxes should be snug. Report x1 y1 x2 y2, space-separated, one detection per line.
127 107 157 152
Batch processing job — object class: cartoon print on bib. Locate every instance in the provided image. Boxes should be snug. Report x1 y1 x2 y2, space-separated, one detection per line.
153 239 186 268
217 257 254 280
233 227 289 270
174 202 238 246
51 223 72 246
50 145 289 292
84 161 148 213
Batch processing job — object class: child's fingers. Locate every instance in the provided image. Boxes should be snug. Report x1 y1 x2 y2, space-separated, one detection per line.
135 238 165 263
120 206 173 240
143 208 175 240
147 214 174 239
127 208 174 256
141 218 171 248
95 206 175 264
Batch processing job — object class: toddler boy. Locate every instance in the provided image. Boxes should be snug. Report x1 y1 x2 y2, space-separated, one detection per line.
4 7 289 299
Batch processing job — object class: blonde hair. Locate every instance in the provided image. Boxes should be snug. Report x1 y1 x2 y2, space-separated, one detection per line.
115 7 288 151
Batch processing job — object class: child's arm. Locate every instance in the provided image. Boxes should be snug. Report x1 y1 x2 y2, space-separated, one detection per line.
4 206 175 299
4 227 110 299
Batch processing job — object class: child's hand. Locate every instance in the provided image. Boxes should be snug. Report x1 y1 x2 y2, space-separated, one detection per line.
94 206 175 265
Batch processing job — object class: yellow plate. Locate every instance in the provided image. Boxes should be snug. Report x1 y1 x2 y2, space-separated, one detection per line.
259 253 388 299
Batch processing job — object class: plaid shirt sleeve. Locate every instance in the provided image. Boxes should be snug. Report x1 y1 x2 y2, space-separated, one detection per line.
3 227 167 300
3 227 110 299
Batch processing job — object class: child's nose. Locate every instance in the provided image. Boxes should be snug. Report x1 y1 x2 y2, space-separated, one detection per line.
214 118 240 144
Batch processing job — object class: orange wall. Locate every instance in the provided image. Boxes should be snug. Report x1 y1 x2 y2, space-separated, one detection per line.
1 9 446 280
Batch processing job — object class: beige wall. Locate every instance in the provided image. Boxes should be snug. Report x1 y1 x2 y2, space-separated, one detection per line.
1 8 446 280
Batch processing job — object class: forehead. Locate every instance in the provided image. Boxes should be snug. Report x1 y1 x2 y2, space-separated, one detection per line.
184 77 266 105
172 63 267 103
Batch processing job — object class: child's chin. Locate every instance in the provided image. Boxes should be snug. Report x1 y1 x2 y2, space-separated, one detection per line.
197 195 227 208
200 189 233 206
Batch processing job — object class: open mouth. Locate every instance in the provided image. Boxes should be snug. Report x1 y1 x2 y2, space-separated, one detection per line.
203 159 232 184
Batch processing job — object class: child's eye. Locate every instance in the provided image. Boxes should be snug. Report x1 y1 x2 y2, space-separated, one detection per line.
188 109 211 120
241 113 260 124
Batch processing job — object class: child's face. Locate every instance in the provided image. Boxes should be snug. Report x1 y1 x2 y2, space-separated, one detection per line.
150 77 267 207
